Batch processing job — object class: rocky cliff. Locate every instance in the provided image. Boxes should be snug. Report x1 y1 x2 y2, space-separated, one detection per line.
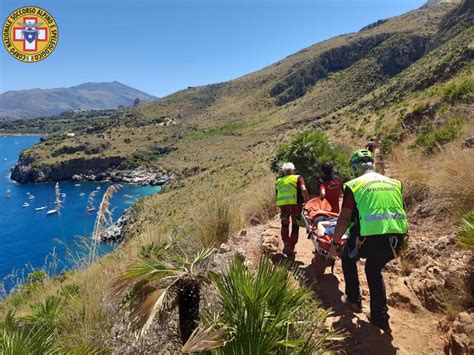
10 154 171 185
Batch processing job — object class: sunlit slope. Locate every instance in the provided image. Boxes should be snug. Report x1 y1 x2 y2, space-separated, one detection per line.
12 1 470 185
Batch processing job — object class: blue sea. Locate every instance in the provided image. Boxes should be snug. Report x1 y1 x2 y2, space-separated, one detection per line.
0 135 161 293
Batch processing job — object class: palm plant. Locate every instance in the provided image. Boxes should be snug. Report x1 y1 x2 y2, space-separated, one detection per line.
209 256 342 353
114 242 214 343
0 294 112 354
457 211 474 251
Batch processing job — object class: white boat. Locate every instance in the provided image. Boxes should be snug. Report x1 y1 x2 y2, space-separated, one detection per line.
79 192 85 196
26 192 30 195
96 186 101 190
74 183 81 187
28 194 35 200
87 207 96 213
47 209 58 215
35 206 47 211
22 202 30 208
61 193 66 197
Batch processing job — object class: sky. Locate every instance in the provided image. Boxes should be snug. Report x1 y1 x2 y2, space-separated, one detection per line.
0 0 426 97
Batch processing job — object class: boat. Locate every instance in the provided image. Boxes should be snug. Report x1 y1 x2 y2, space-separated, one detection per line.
87 207 96 213
61 193 66 197
96 186 101 190
74 183 81 187
47 209 58 215
26 192 30 195
28 194 35 200
79 192 85 196
35 206 47 211
22 202 30 208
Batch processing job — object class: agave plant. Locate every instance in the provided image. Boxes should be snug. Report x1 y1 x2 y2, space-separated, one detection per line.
114 243 214 343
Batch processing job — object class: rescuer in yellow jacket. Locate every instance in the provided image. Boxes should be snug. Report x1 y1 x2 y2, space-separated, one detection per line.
329 149 408 333
275 162 309 260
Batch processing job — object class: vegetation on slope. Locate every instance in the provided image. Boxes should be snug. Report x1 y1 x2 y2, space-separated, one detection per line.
0 0 472 351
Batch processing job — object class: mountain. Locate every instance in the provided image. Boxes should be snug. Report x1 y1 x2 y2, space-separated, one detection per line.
5 0 471 183
0 81 158 120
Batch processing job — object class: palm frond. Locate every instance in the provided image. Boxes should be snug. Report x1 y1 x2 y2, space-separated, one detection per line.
0 325 61 354
132 282 178 338
181 325 227 353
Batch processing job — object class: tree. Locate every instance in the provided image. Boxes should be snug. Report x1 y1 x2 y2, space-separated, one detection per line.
270 131 351 194
133 97 140 106
113 243 214 343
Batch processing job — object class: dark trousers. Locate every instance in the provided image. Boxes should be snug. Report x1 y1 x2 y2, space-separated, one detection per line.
279 205 302 253
342 233 404 323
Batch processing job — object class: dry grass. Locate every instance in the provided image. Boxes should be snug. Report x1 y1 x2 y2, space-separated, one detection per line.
241 176 278 225
57 264 113 349
399 256 414 276
196 195 239 248
394 151 430 206
430 147 474 216
394 144 474 216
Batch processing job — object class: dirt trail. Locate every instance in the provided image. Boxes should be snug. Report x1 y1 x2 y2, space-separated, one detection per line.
249 216 447 355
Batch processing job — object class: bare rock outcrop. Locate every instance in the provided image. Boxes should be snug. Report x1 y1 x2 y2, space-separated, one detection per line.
443 310 474 355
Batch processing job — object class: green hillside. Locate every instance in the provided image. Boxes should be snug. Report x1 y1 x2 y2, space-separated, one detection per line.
1 0 473 351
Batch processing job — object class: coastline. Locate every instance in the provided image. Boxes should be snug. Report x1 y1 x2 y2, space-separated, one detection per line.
1 132 43 137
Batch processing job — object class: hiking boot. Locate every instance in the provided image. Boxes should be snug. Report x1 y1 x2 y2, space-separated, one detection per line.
367 313 392 334
341 295 362 313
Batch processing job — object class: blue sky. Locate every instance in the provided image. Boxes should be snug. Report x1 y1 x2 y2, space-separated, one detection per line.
0 0 425 97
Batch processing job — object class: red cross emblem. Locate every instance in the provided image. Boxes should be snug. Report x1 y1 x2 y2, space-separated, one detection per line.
13 17 48 52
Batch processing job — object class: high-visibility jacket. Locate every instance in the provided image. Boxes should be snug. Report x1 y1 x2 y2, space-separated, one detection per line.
344 171 408 236
276 175 299 207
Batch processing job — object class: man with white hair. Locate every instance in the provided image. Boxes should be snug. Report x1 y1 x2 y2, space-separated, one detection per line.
275 162 309 259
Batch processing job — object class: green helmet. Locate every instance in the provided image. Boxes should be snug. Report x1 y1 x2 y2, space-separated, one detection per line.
349 149 374 165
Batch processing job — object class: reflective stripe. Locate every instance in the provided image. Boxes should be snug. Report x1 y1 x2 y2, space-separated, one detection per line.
365 213 406 222
277 195 294 201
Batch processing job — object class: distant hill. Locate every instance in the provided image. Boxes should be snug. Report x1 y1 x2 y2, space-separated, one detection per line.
0 81 158 120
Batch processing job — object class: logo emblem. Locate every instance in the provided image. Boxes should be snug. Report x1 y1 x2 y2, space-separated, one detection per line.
2 6 59 63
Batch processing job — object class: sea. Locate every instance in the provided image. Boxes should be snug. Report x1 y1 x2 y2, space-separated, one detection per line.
0 135 161 294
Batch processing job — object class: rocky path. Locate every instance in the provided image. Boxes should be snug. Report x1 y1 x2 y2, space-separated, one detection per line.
254 216 447 355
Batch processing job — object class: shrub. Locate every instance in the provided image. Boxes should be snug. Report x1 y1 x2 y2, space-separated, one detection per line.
411 103 425 116
27 271 47 284
443 80 474 103
415 126 460 153
210 257 341 353
270 132 351 194
415 116 463 154
380 134 398 154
